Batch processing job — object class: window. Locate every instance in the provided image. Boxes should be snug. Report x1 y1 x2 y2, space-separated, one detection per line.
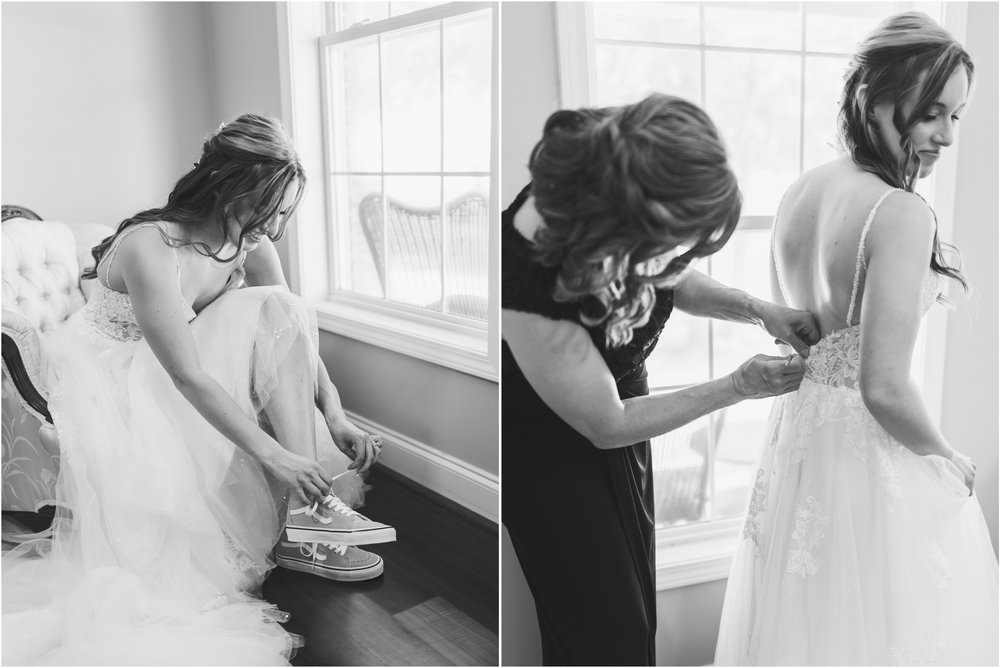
281 2 499 381
557 1 959 588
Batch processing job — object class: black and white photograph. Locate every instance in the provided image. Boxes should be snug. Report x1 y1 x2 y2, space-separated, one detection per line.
501 1 999 665
3 0 999 666
1 2 498 665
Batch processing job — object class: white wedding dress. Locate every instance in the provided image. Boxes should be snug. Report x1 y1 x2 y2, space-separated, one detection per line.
2 223 362 665
715 189 1000 665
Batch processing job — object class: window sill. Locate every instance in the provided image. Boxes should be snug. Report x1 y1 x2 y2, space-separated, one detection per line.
314 294 498 382
655 518 740 590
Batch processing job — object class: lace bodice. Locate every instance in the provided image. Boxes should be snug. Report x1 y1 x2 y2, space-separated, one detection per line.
804 270 940 389
78 279 196 343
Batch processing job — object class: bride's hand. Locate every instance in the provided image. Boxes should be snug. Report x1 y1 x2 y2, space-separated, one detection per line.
731 354 806 399
949 450 976 496
327 418 382 473
756 302 821 358
262 448 332 504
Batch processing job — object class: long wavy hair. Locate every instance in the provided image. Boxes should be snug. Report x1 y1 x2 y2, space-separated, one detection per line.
83 113 306 279
838 11 973 294
528 93 742 348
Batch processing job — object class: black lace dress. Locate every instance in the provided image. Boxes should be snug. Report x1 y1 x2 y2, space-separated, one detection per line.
502 185 674 665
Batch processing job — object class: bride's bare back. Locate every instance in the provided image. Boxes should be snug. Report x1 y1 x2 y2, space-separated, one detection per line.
771 155 907 337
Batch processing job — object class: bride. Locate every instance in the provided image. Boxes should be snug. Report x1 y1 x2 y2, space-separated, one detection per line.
715 13 998 665
2 114 392 664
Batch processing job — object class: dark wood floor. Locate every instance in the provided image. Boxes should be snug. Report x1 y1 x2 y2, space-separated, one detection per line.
2 467 499 666
262 466 499 666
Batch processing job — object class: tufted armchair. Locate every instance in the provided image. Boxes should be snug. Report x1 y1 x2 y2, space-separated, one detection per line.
2 205 113 512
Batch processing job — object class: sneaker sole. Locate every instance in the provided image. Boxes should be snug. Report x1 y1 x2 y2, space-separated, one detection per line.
284 526 396 546
276 553 384 582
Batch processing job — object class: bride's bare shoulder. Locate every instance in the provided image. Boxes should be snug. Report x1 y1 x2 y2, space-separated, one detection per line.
109 224 178 273
867 190 935 245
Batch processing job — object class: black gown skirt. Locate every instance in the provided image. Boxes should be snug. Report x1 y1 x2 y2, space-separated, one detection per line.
502 356 657 666
502 184 669 665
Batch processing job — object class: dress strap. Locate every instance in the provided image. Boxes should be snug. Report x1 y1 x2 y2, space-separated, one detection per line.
100 222 181 289
770 189 792 306
845 188 900 326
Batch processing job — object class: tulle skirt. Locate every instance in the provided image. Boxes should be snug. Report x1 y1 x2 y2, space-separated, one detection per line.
2 286 362 665
715 376 999 666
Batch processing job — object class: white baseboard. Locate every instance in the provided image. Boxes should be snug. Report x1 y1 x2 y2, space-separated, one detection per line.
345 410 499 524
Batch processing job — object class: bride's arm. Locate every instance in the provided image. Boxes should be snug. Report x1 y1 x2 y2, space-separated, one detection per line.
118 229 332 502
673 269 820 356
858 193 954 460
503 308 805 449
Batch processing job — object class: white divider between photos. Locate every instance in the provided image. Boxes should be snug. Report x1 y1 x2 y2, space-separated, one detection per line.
345 410 499 524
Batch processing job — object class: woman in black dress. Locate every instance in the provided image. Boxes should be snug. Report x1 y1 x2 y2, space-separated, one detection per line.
502 94 821 665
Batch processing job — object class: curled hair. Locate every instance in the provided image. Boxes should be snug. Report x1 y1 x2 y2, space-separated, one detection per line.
83 113 306 279
529 93 742 347
838 11 973 295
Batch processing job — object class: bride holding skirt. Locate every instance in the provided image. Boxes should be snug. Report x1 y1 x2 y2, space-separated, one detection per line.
716 13 998 664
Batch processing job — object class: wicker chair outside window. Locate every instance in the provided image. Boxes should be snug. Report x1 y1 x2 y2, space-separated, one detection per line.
652 411 727 525
358 192 489 320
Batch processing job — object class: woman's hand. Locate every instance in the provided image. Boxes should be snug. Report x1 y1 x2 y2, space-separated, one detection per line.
756 302 821 358
949 450 977 496
731 354 806 399
262 448 332 504
327 418 382 473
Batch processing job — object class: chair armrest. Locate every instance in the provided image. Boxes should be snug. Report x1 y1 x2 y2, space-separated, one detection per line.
1 309 51 424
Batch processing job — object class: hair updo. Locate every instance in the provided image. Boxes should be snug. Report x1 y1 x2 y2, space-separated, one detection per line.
83 113 306 278
838 11 973 293
528 93 742 348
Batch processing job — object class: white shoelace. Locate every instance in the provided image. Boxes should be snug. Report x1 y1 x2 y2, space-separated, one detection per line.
299 542 348 561
322 493 360 517
288 474 359 524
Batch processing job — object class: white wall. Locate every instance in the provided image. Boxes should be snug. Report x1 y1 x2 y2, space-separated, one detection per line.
941 0 1000 553
1 2 215 227
499 2 1000 664
207 3 283 122
500 2 561 205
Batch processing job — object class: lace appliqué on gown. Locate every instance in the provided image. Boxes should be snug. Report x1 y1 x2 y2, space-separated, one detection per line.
224 535 261 575
784 326 905 497
742 469 769 557
786 496 828 577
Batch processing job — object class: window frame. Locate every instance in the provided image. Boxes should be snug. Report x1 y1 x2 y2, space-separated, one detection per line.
555 0 967 589
279 2 500 382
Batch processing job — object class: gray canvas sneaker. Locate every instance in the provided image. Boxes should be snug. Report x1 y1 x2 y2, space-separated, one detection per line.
275 540 384 581
285 493 396 545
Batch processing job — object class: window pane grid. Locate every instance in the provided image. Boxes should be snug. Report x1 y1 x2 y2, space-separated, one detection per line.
322 6 492 322
594 37 854 59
